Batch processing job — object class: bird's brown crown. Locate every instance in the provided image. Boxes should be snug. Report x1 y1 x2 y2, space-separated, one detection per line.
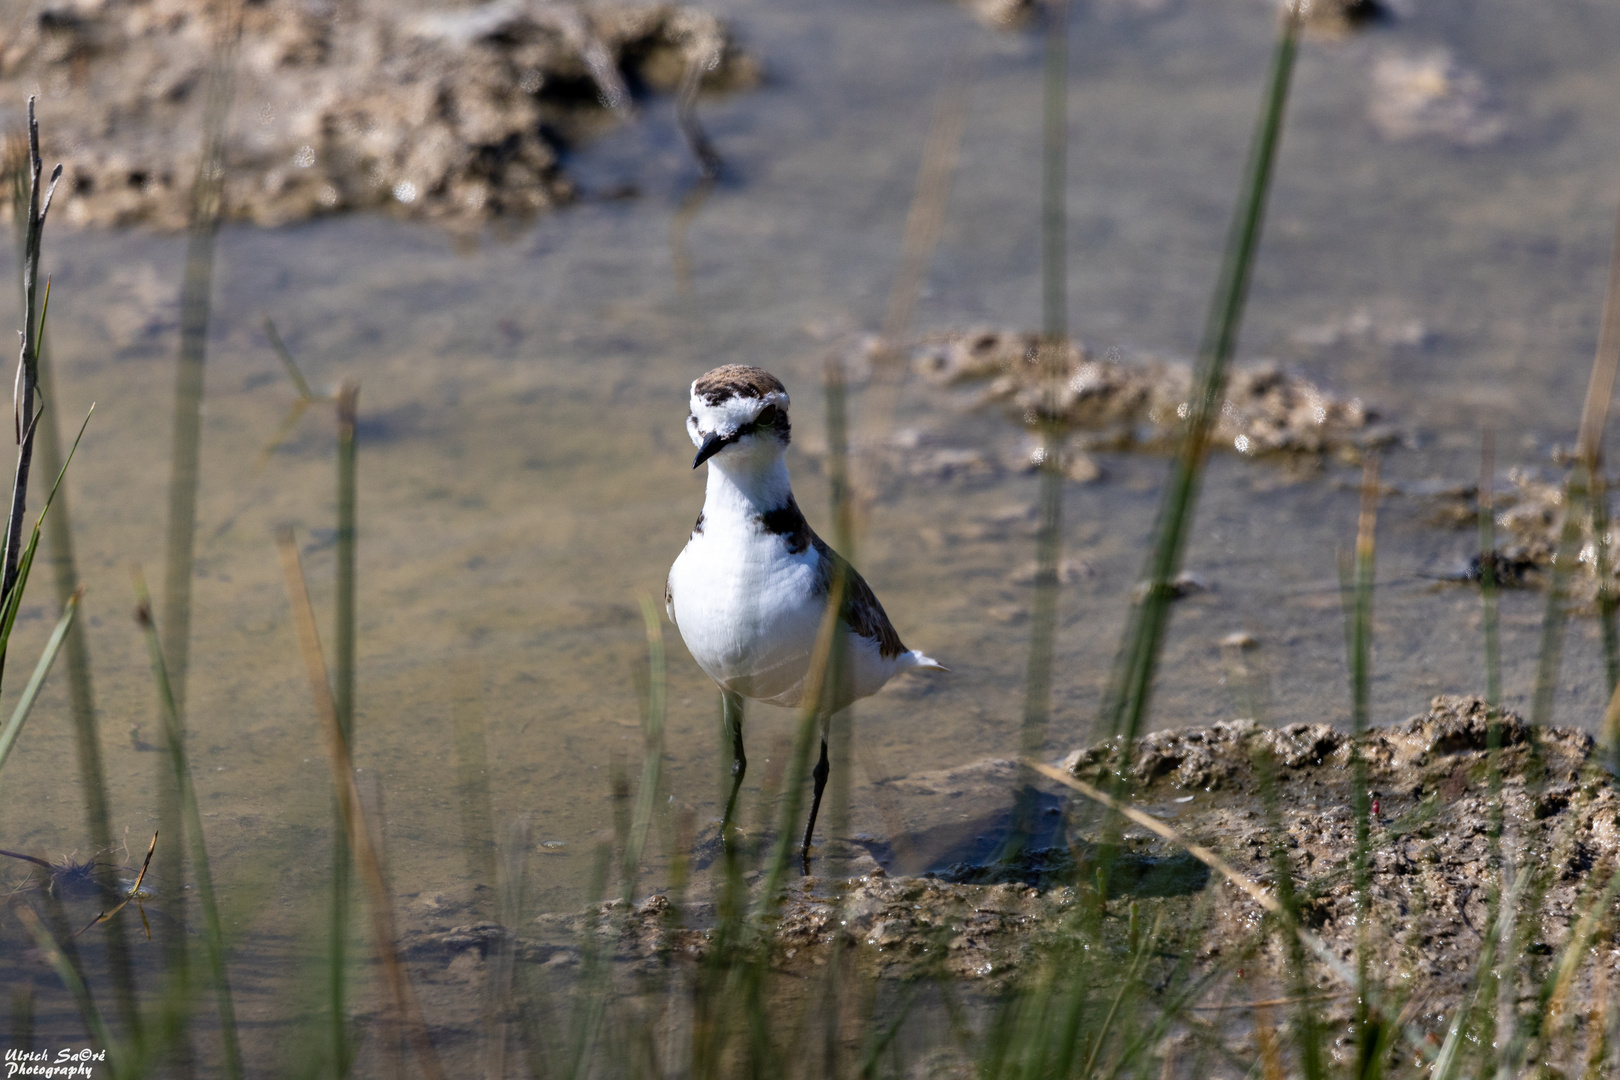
693 365 787 406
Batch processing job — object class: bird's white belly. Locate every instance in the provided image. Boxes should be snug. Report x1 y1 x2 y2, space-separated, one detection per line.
668 533 830 706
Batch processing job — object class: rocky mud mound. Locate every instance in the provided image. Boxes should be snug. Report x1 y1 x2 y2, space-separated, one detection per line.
404 696 1620 1035
1072 695 1619 1023
0 0 757 228
913 327 1396 460
1429 467 1620 604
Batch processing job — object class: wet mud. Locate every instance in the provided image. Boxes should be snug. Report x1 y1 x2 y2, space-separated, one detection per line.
0 0 758 228
397 695 1620 1043
1425 467 1620 606
913 327 1396 460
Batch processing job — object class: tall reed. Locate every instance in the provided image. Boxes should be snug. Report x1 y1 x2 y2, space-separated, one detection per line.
1095 2 1303 759
2 100 60 643
1479 431 1502 709
1009 0 1070 857
279 532 448 1080
453 658 498 914
160 0 241 712
0 337 93 788
1339 457 1379 1076
5 104 142 1046
1577 177 1620 691
0 592 80 782
133 571 243 1080
26 226 136 1042
329 380 358 1077
153 10 241 1047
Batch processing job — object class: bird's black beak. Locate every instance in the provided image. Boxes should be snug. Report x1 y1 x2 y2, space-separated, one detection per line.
692 431 731 469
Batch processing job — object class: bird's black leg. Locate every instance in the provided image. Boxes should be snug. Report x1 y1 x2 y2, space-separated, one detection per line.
801 732 830 873
720 689 746 848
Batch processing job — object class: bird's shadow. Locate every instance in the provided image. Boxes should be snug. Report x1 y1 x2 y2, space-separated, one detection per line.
852 786 1211 896
683 783 1209 899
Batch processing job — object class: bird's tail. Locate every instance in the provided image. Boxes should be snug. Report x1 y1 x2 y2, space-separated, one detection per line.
902 650 948 673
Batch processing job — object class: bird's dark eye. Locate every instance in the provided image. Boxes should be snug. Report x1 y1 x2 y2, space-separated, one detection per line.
756 405 778 427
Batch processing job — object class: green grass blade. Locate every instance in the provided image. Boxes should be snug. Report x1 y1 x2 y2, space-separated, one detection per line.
160 0 242 720
0 405 92 672
1095 3 1302 771
1338 457 1379 1074
33 301 138 1036
1479 431 1502 709
623 597 667 904
1431 867 1528 1080
1591 466 1618 693
1530 472 1586 729
263 317 317 401
16 906 122 1076
3 99 63 634
823 359 856 872
1007 0 1070 865
334 381 357 742
329 380 358 1078
0 588 79 780
1575 177 1620 691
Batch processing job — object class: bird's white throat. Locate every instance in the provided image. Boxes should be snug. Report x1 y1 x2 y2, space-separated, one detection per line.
701 447 794 524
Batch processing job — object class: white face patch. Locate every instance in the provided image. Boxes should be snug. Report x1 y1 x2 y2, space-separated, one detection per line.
687 387 790 447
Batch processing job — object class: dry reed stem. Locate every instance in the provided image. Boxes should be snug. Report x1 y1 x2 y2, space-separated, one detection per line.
1545 865 1620 1034
1253 1001 1284 1080
1575 175 1620 467
1026 760 1362 993
1603 677 1620 753
262 318 315 401
878 63 973 351
849 64 973 517
675 45 723 181
759 563 845 896
3 98 61 637
277 532 448 1080
1584 959 1610 1079
1189 994 1344 1011
1480 427 1503 712
76 831 156 939
1027 762 1282 917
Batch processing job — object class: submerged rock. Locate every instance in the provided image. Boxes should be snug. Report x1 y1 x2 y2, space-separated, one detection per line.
0 0 758 229
913 328 1392 460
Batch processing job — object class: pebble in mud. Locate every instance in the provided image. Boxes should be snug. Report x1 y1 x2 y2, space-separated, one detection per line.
912 328 1394 460
0 0 759 229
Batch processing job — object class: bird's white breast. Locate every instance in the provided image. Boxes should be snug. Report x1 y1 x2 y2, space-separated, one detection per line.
668 525 828 706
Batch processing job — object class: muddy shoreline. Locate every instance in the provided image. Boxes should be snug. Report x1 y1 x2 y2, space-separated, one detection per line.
393 695 1620 1051
1 0 758 228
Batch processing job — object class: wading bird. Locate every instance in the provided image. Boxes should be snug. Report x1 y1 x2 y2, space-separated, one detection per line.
665 365 944 868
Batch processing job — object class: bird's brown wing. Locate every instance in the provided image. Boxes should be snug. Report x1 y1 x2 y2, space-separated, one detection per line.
810 535 905 660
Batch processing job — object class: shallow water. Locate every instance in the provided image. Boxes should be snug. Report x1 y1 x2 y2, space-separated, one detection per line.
6 0 1620 1063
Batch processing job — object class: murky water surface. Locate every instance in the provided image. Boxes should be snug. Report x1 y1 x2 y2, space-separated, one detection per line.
7 0 1620 1060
